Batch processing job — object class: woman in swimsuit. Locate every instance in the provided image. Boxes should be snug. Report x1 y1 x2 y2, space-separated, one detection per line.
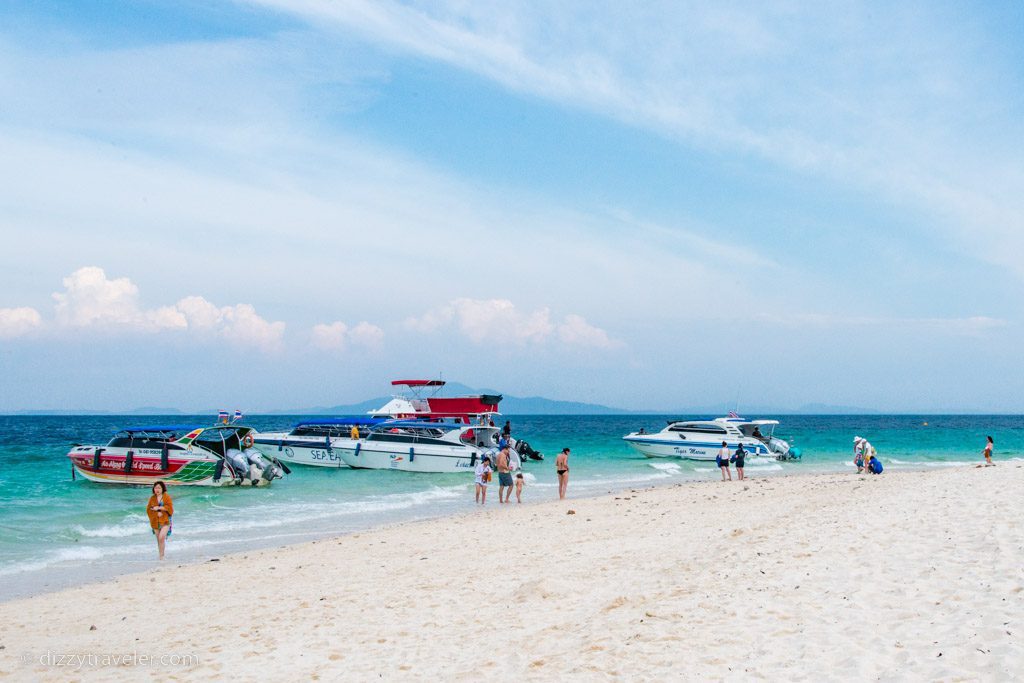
147 480 174 560
983 436 994 466
556 448 570 500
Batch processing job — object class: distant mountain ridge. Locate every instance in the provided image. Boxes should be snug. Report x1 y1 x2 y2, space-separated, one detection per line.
3 383 888 416
272 382 629 415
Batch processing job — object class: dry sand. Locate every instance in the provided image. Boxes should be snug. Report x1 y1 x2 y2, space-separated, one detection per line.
1 465 1021 680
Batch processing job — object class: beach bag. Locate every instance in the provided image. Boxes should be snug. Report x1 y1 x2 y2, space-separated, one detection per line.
482 470 491 483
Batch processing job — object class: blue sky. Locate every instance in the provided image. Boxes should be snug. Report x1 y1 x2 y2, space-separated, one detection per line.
1 1 1022 412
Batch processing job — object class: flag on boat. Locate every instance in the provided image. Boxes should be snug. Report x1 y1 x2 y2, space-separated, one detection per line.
218 409 229 422
728 410 739 418
233 409 243 422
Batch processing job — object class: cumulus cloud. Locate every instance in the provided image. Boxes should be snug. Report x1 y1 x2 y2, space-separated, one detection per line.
406 298 619 348
0 307 42 338
53 266 148 327
311 320 385 351
47 267 285 351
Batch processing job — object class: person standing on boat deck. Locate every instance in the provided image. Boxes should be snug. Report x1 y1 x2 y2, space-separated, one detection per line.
716 441 732 481
350 424 359 440
147 481 173 560
496 447 514 504
502 420 512 439
732 444 746 480
556 448 570 499
474 456 492 505
983 436 994 466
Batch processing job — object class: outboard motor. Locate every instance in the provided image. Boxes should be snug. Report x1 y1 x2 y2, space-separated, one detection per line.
515 439 544 461
224 448 251 482
246 449 281 482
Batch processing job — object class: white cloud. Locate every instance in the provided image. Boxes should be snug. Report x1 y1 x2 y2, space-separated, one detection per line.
406 298 619 349
0 307 42 338
52 266 148 327
311 321 349 350
349 321 385 349
558 313 622 349
311 320 385 352
46 267 285 351
176 299 286 353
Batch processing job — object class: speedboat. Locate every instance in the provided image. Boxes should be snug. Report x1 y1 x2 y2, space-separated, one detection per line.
67 424 288 486
623 417 800 461
338 420 510 473
252 417 385 468
370 379 503 422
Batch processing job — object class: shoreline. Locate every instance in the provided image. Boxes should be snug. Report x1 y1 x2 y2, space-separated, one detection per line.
0 456 1000 603
2 463 1021 679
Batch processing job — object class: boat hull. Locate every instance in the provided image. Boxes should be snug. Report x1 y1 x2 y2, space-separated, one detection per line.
623 437 771 461
338 443 499 473
67 447 262 486
253 434 353 468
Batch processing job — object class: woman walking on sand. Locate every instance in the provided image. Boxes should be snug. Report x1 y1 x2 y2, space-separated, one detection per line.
716 441 731 481
556 448 570 499
983 436 994 466
147 481 173 560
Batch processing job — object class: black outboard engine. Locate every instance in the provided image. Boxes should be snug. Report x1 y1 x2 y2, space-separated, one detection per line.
517 440 544 461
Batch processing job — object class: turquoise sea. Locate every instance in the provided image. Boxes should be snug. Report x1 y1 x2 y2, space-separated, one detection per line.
0 414 1018 600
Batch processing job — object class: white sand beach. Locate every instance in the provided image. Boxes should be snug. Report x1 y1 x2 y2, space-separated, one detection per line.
1 465 1021 680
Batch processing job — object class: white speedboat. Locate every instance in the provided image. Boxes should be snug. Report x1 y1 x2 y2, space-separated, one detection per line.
253 418 385 468
67 424 288 486
623 417 798 461
338 420 510 473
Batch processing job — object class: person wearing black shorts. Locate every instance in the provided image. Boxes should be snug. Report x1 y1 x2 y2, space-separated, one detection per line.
733 444 746 480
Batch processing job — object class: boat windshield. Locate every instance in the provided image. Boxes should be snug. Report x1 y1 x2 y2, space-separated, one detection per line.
107 426 201 448
738 422 776 441
193 426 249 456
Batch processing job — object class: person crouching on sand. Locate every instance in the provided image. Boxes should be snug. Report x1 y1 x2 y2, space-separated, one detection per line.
556 448 570 499
147 481 173 560
983 436 994 466
716 441 731 481
474 456 492 505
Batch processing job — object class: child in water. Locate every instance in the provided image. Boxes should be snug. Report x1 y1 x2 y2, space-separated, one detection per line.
515 473 524 503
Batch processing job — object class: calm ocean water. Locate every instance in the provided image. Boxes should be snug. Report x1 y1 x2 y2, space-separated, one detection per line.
0 414 1018 600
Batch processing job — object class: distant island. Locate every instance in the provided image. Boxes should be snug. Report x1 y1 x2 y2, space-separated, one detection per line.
7 381 885 416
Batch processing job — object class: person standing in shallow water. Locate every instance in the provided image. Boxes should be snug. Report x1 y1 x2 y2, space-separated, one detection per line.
147 481 173 560
555 448 570 499
983 436 995 466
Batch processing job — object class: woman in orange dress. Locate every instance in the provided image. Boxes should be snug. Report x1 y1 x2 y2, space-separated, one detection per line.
147 481 174 560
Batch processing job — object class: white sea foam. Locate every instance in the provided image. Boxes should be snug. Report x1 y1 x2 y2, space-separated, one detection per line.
72 514 148 538
647 462 681 472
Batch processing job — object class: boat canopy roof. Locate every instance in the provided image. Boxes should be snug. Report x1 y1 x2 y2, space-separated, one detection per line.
119 425 204 434
295 417 386 428
373 420 467 431
392 379 445 387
